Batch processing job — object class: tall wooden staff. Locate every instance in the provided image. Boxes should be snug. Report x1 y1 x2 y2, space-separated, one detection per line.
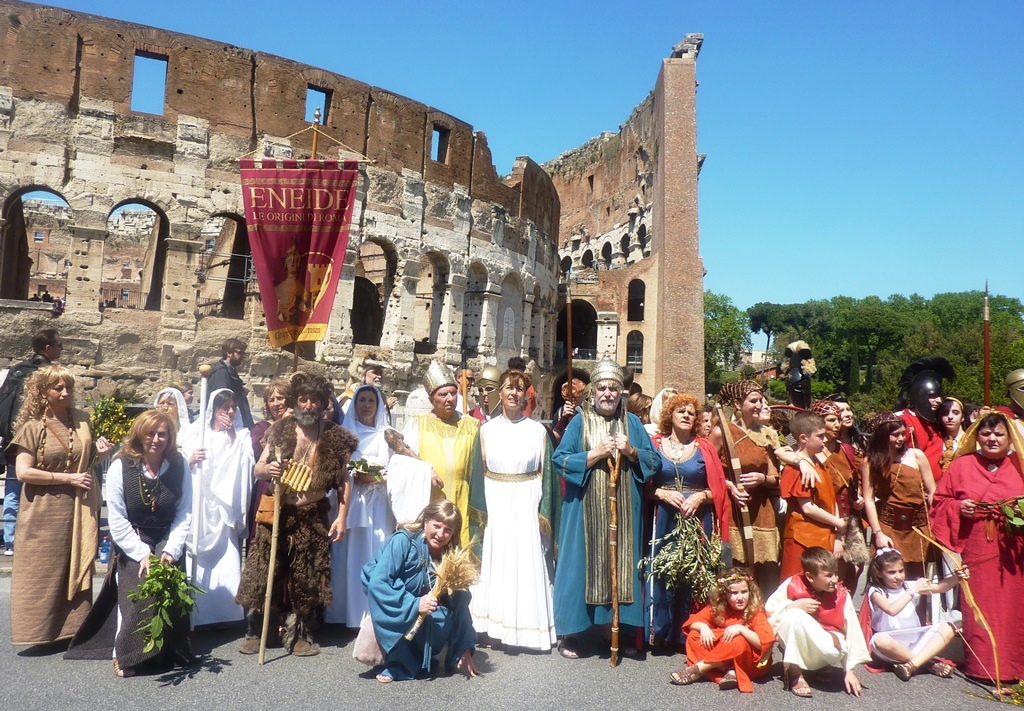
189 364 212 622
460 368 469 416
714 404 756 566
608 419 623 668
983 282 991 407
565 276 574 401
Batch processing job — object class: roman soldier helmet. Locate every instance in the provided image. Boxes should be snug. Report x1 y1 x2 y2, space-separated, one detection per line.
780 340 815 410
476 365 503 414
591 354 625 389
1006 369 1024 412
895 356 955 423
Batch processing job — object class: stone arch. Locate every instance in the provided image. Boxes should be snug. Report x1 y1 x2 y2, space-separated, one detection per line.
0 187 72 301
626 329 644 373
637 223 649 257
413 250 449 353
196 212 250 319
560 255 572 274
601 240 612 268
461 260 489 352
106 198 170 311
627 279 645 321
352 237 398 346
581 248 594 269
497 271 525 361
620 233 630 260
556 299 598 361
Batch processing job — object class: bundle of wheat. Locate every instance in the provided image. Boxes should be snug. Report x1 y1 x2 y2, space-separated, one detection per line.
404 542 480 641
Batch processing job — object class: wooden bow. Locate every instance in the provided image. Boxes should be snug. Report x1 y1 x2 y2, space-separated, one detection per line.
912 525 1001 698
715 404 756 567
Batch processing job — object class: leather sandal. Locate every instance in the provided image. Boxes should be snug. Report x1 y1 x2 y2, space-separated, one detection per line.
718 670 738 690
669 664 703 686
790 676 813 698
557 637 580 659
113 658 135 678
926 660 954 678
894 661 916 681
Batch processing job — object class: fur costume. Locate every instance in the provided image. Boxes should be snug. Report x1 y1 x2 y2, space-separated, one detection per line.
234 419 357 619
260 416 357 495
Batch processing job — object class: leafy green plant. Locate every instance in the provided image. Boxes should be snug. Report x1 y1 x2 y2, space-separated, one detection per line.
89 394 135 445
1002 498 1024 535
126 557 203 653
640 513 723 605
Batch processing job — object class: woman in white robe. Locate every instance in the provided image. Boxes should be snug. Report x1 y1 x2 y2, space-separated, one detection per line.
181 388 253 627
154 387 191 434
326 385 393 626
468 369 559 651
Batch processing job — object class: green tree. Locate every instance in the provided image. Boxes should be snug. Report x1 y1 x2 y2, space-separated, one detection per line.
705 291 752 385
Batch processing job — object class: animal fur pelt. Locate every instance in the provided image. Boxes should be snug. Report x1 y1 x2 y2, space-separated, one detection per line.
842 515 871 566
234 499 333 614
263 416 358 497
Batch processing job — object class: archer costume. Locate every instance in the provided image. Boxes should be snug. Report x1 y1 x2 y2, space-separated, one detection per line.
468 415 560 650
872 459 931 565
551 403 659 636
780 460 836 582
683 606 774 692
362 529 476 680
234 416 356 651
766 575 870 673
930 449 1024 681
401 412 479 546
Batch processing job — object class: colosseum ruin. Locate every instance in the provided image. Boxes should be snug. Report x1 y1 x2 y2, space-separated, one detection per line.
0 1 705 420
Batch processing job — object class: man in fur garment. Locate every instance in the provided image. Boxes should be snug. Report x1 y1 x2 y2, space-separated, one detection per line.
235 372 357 656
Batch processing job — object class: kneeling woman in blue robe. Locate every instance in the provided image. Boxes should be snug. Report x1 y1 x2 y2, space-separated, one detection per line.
362 500 479 682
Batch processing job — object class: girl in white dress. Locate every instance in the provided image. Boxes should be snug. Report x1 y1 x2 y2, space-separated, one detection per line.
469 369 559 651
866 547 967 680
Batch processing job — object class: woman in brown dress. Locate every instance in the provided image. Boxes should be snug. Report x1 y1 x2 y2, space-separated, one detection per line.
861 411 936 579
6 365 112 645
711 381 781 590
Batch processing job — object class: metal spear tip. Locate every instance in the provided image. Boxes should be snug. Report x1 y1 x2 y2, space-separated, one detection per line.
314 107 321 125
199 364 213 377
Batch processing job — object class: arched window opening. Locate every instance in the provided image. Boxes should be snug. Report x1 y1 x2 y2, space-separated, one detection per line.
560 255 572 274
196 214 251 319
620 234 630 260
638 224 650 257
497 272 524 360
601 241 612 268
626 330 644 373
413 252 448 354
1 189 71 301
627 279 645 322
104 201 166 311
555 299 598 361
352 239 397 346
581 249 594 269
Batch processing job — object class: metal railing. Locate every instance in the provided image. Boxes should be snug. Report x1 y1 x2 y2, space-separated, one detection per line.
99 287 148 310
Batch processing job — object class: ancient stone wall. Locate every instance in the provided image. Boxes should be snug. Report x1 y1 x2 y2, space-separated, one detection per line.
548 35 705 398
0 1 561 420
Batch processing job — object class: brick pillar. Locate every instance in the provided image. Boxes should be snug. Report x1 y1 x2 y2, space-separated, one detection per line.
654 37 705 396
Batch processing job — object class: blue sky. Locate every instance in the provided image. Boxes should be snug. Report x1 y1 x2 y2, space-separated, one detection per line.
44 1 1024 311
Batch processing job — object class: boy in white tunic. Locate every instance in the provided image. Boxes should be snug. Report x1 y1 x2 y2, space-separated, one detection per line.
765 546 870 698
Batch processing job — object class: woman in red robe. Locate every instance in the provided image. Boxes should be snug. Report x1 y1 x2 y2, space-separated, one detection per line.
930 411 1024 684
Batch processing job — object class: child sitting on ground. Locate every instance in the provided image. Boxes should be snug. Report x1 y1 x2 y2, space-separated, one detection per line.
766 546 870 698
669 566 775 692
779 411 846 582
864 547 968 681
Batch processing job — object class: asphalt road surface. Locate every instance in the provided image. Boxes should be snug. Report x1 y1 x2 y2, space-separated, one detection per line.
0 575 999 710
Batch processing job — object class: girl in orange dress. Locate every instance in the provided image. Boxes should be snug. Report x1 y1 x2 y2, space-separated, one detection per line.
669 566 775 692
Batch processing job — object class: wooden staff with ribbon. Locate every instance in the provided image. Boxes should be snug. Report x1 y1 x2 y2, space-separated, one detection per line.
715 404 756 567
913 525 1001 698
608 419 623 668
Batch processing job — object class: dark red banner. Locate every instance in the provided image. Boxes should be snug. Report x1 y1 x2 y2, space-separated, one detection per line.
239 158 359 347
